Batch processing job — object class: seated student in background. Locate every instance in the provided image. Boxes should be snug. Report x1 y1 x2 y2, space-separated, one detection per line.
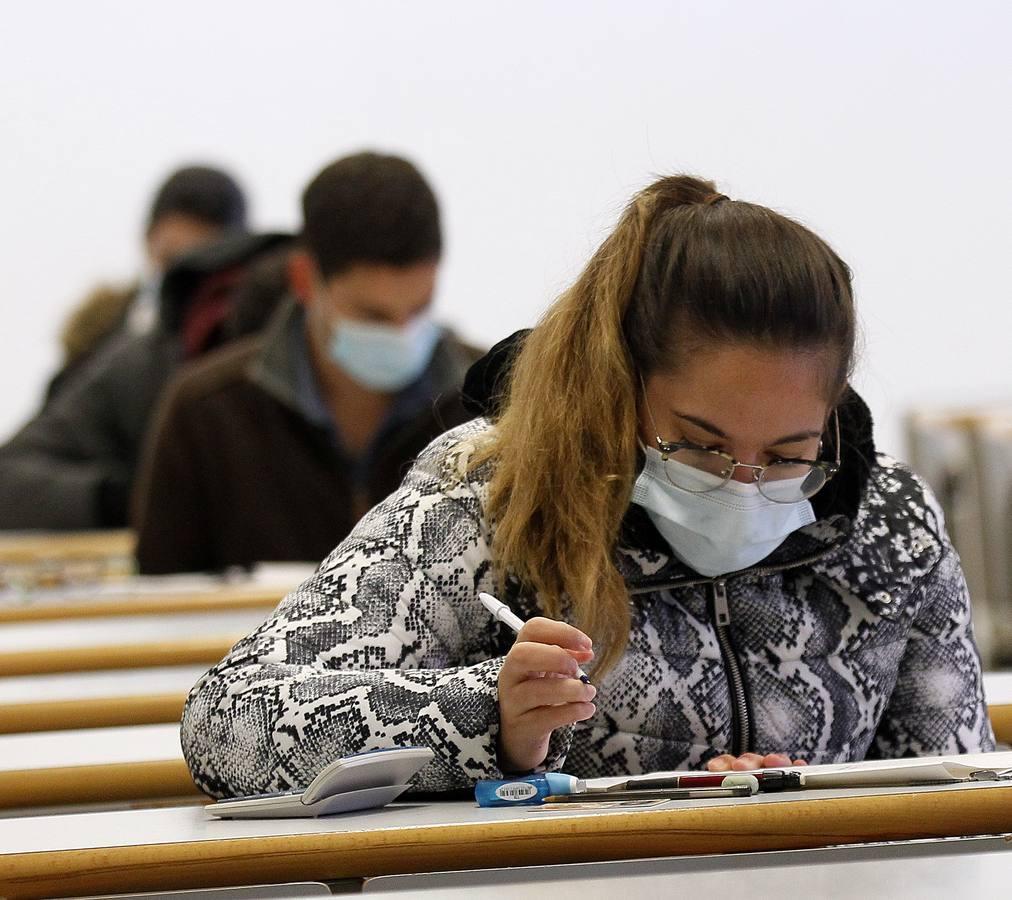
132 152 483 574
181 175 993 799
0 230 289 531
45 165 247 405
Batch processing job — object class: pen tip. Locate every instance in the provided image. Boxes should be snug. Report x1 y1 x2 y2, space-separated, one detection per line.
579 674 591 684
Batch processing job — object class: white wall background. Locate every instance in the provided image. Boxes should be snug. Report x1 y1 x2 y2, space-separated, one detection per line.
1 0 1009 455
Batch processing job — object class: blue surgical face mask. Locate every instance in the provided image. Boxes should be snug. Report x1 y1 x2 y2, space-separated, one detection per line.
327 314 440 392
631 445 816 577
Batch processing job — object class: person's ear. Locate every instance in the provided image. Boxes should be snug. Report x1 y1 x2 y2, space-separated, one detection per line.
287 251 318 307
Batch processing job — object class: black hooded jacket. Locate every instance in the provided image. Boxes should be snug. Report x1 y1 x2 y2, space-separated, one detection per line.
0 232 290 530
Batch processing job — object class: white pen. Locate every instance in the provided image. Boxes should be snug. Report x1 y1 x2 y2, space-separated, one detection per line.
478 591 592 684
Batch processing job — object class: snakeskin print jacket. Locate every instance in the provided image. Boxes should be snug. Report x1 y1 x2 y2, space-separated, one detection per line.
182 397 995 798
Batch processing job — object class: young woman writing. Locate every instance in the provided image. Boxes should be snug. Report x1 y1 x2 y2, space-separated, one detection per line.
182 176 992 796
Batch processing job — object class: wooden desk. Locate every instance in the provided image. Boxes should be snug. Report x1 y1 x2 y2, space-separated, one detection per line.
0 530 134 565
1 772 1010 899
0 608 268 675
0 723 199 811
0 583 285 624
0 530 135 595
0 665 207 733
984 671 1012 743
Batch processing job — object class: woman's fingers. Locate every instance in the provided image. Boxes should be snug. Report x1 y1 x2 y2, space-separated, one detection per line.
516 616 593 655
496 699 597 773
706 754 736 772
706 752 808 772
730 753 766 771
518 700 597 733
509 676 597 712
495 615 596 773
500 641 584 687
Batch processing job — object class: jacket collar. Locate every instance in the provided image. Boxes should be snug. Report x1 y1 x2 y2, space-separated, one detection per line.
248 297 471 428
158 231 292 334
246 297 310 420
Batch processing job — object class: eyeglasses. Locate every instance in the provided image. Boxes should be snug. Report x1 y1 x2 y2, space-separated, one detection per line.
649 409 841 504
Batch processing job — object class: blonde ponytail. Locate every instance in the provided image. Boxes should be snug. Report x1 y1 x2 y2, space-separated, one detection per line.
471 176 719 677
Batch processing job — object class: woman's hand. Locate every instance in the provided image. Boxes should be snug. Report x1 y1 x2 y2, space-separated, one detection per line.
706 752 808 772
497 616 597 773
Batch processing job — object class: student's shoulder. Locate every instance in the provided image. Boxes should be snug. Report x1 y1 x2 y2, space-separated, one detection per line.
866 453 946 536
410 417 497 488
163 337 263 409
846 452 951 580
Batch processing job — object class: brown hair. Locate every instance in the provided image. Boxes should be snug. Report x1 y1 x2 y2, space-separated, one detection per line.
301 151 441 278
472 175 855 677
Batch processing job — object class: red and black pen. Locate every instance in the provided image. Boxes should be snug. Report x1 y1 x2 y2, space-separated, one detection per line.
612 769 804 793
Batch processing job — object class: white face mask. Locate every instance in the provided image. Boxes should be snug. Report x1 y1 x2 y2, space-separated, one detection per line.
631 445 816 577
327 315 440 392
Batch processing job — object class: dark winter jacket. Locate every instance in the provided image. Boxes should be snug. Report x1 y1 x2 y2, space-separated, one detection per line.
0 233 290 530
132 300 484 574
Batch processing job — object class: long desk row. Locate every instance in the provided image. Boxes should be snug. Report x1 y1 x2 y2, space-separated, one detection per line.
0 581 284 624
0 530 134 566
1 773 1010 899
3 694 1012 813
0 665 206 733
0 608 268 676
0 724 199 810
0 557 1009 898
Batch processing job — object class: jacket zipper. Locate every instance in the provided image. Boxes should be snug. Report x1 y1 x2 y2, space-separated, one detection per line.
629 545 842 757
710 579 751 755
627 542 843 598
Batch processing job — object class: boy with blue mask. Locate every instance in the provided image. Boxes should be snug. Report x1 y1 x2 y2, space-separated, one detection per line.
133 152 482 574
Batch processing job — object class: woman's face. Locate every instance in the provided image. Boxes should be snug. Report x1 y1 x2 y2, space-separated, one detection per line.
639 344 834 483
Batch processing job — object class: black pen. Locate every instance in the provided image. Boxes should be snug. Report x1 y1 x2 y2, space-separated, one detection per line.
545 785 754 803
612 769 804 793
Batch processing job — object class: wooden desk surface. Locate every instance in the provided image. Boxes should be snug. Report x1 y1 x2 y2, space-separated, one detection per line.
1 776 1011 899
0 665 207 704
0 608 267 676
0 583 285 623
0 530 134 565
0 722 184 772
0 723 199 810
0 665 206 733
0 609 268 652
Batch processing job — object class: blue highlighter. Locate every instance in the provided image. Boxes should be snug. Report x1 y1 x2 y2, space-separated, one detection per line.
475 773 585 807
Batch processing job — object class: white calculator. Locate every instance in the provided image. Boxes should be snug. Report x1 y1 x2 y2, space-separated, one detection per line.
206 746 434 819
